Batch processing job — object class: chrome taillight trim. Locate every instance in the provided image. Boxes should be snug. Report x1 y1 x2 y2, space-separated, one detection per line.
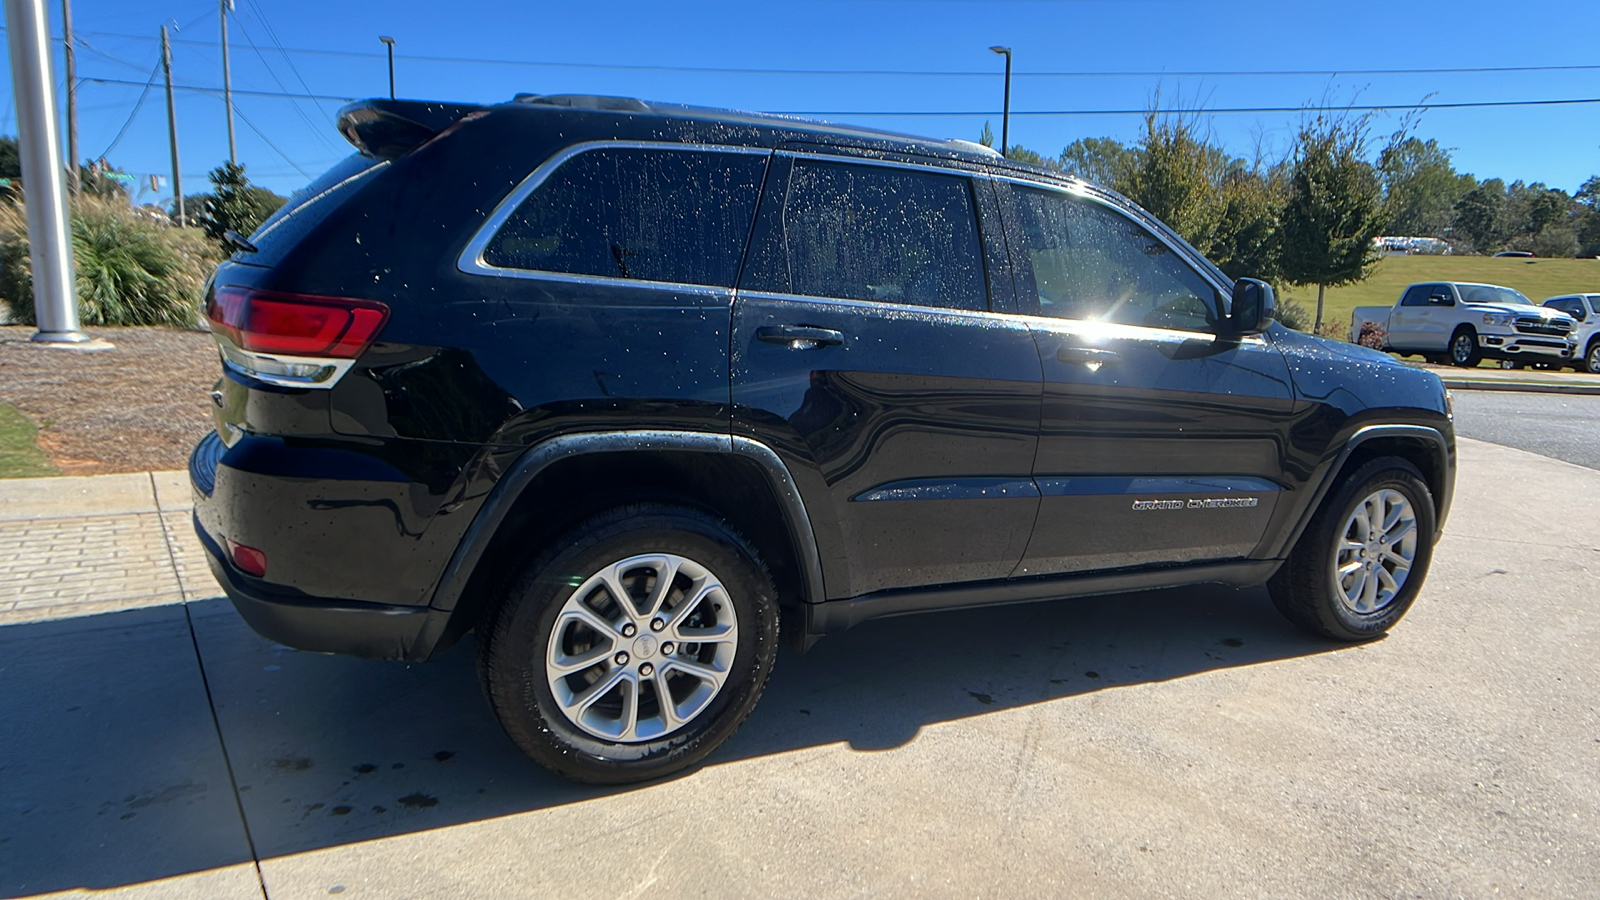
215 336 358 389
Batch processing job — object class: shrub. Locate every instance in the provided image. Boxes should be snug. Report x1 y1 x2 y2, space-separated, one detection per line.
0 195 221 328
1275 296 1314 332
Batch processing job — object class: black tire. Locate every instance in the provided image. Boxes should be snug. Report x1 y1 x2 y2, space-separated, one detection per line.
1586 339 1600 375
478 503 779 784
1268 457 1436 642
1448 327 1480 367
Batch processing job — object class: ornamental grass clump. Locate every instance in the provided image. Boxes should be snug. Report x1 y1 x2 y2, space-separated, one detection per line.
0 194 221 328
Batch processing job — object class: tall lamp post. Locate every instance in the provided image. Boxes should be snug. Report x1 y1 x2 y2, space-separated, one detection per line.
989 45 1012 158
379 36 396 99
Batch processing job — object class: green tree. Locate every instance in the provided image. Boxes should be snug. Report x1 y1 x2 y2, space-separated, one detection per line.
1575 175 1600 256
1453 179 1506 251
0 137 19 180
978 121 995 149
1209 168 1285 282
1279 114 1387 331
195 161 286 248
1003 144 1057 169
1119 112 1227 254
1057 137 1139 188
1378 137 1471 237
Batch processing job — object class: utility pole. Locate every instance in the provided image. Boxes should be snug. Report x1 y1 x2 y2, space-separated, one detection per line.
161 25 184 227
5 0 92 345
61 0 79 194
220 0 236 165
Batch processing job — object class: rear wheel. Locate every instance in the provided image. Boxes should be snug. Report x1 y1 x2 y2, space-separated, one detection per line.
1269 457 1435 641
478 504 779 784
1448 328 1480 367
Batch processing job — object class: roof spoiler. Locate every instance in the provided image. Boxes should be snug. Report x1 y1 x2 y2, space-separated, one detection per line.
336 99 488 159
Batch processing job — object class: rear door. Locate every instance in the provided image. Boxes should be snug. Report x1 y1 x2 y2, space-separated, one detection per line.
732 154 1042 598
995 180 1296 576
1387 284 1431 349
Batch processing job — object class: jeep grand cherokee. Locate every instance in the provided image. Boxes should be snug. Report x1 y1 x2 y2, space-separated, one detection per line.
191 94 1456 783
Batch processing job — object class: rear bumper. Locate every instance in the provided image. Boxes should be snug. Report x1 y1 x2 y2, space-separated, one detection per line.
197 521 453 660
190 430 473 661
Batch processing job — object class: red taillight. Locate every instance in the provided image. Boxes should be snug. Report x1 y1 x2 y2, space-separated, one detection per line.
207 287 389 359
224 537 268 577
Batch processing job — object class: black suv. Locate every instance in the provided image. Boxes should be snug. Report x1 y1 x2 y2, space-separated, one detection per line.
192 94 1456 783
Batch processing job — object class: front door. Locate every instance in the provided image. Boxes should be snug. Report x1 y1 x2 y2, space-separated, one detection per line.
996 181 1297 576
732 154 1042 598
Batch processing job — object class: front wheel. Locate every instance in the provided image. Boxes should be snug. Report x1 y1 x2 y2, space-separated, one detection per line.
1448 328 1480 367
1586 340 1600 375
1269 457 1436 641
478 504 779 784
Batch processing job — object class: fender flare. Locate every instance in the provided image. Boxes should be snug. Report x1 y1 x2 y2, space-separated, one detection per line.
1265 423 1454 559
424 430 827 618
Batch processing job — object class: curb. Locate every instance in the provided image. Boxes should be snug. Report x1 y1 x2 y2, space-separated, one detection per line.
1437 378 1600 396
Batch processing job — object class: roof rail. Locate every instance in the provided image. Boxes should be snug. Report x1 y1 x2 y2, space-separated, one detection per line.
514 94 650 112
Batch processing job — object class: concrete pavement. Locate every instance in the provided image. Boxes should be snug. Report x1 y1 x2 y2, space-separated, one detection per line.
2 438 1598 899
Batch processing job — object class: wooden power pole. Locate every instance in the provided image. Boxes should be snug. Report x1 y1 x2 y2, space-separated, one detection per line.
161 25 184 226
61 0 78 194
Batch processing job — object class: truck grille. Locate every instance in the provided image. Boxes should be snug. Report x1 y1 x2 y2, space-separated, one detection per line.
1514 317 1571 336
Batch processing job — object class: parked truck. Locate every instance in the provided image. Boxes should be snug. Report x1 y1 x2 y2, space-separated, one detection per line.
1350 281 1576 367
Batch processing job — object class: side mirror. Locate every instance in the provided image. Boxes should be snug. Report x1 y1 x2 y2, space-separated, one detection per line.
1229 278 1276 335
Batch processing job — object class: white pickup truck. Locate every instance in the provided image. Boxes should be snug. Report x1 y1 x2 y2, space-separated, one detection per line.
1349 281 1577 367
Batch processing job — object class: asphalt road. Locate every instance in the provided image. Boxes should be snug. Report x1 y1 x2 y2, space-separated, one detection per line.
1451 390 1600 470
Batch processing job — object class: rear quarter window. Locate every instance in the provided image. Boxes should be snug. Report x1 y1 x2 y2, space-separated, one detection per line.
242 154 387 264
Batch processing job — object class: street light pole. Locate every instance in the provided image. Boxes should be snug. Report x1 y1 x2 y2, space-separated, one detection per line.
221 0 236 165
988 46 1012 157
4 0 90 345
379 36 396 99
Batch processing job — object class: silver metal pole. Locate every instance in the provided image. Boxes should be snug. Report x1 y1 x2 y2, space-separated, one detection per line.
162 25 185 227
220 0 236 164
5 0 89 344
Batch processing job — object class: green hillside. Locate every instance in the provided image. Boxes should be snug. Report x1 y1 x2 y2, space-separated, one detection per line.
1278 256 1600 337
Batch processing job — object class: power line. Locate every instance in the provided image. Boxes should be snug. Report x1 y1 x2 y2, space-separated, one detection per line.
97 57 162 160
227 7 342 154
230 104 314 178
38 27 1600 80
74 77 1600 117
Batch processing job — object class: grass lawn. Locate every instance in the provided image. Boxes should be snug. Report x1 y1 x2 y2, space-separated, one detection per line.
0 402 58 478
1279 255 1600 336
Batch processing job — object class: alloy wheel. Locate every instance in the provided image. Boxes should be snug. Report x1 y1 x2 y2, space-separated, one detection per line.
1333 489 1418 615
545 553 739 743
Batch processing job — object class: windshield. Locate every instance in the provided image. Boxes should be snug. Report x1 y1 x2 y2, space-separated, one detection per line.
1460 285 1533 306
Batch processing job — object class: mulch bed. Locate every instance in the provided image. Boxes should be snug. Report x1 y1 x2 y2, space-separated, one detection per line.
0 325 220 475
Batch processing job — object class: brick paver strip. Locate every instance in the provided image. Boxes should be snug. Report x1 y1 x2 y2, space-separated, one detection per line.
0 471 223 626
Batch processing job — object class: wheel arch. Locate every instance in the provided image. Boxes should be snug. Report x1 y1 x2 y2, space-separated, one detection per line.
417 431 826 656
1267 424 1454 559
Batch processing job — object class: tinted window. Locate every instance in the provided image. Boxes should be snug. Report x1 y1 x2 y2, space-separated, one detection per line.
1400 285 1430 307
761 159 986 311
1011 186 1221 331
1460 285 1533 306
483 148 766 288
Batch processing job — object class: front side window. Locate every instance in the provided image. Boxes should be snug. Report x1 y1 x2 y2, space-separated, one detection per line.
1010 186 1221 331
757 159 986 311
1400 285 1430 307
482 147 766 288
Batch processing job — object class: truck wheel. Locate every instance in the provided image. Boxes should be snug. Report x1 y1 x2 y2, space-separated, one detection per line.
1268 457 1435 642
478 503 779 784
1448 328 1480 367
1587 340 1600 374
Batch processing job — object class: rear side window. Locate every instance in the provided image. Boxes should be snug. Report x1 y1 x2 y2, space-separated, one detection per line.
749 159 986 311
483 147 766 288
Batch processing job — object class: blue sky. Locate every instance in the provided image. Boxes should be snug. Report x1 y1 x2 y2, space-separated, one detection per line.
4 0 1598 205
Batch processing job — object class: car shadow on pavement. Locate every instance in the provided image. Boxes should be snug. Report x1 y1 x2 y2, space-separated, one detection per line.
1 584 1340 896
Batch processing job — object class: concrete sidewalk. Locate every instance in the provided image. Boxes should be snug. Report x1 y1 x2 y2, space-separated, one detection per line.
1409 361 1600 394
0 471 220 626
3 440 1599 900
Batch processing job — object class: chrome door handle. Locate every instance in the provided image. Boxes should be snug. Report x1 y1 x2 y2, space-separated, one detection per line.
757 325 845 348
1057 346 1121 365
